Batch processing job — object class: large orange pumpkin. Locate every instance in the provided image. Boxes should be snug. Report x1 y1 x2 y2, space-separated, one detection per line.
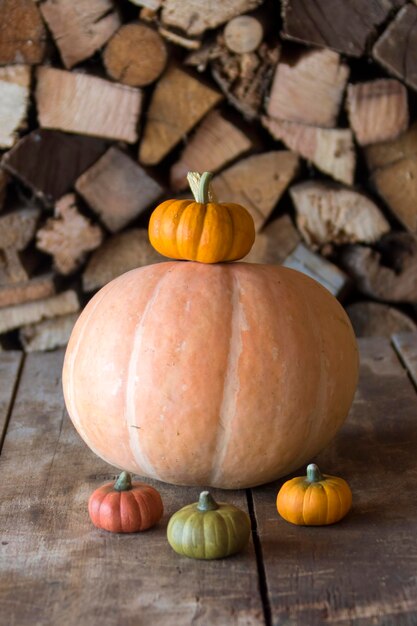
62 261 358 489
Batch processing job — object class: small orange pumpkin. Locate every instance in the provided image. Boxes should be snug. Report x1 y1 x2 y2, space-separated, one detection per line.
277 464 352 526
88 471 163 533
148 171 255 263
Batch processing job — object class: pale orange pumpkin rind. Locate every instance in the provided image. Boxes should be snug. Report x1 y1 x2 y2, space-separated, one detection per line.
63 261 359 490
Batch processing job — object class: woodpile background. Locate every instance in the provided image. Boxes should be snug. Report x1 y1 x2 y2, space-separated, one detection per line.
1 0 417 352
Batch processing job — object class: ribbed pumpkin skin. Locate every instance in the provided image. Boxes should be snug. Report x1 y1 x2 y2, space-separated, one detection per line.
167 502 251 559
88 481 163 533
62 261 359 489
277 474 352 525
148 199 255 263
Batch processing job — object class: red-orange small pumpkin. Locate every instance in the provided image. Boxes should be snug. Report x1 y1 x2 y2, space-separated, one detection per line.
88 471 163 533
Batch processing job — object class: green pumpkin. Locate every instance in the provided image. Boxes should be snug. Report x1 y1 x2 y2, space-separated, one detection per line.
167 491 251 560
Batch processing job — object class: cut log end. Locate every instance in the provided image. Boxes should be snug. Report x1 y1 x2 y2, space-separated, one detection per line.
267 47 350 128
347 79 409 146
76 147 164 233
262 116 355 186
139 66 222 165
212 151 299 231
40 0 121 69
290 181 390 248
36 67 142 144
104 23 167 87
0 0 47 65
224 16 263 55
170 110 252 191
161 0 264 37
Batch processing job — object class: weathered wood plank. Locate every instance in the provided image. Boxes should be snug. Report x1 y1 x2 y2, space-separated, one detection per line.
0 351 22 450
392 331 417 388
251 337 417 625
0 351 264 626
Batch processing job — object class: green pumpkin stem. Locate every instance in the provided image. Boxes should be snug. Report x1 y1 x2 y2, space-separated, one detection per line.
114 471 133 491
187 171 214 204
197 490 219 511
306 463 324 483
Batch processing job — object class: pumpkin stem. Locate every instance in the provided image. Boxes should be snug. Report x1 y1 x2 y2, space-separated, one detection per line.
187 171 216 204
114 471 133 491
306 463 324 483
197 490 219 511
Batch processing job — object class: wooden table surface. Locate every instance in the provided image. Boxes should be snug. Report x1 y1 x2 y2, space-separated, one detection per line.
1 334 417 626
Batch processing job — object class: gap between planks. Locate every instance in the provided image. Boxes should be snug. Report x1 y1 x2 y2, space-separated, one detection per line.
246 488 272 626
0 351 25 454
391 332 417 390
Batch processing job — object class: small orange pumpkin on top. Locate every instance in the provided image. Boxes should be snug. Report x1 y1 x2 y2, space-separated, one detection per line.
148 171 255 263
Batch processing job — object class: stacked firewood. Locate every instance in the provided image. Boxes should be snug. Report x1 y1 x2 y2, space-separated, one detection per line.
1 0 417 352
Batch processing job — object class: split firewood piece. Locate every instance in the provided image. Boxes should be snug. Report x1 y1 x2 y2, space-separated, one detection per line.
346 302 416 338
83 229 164 292
365 122 417 172
36 194 103 275
224 16 263 54
1 129 107 206
139 65 222 165
103 23 167 87
40 0 120 69
267 47 349 128
186 40 225 73
36 67 142 143
346 79 408 146
281 0 404 58
372 159 417 234
243 215 300 264
185 35 279 120
170 110 252 191
283 243 349 299
140 7 160 22
0 208 40 284
339 233 417 303
20 312 79 352
128 0 161 8
262 117 355 186
76 147 164 232
0 65 31 148
0 290 79 335
211 151 299 231
161 0 263 36
0 250 27 285
0 275 55 308
290 182 390 249
364 124 417 235
158 27 202 50
211 41 280 120
0 0 47 65
373 5 417 92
